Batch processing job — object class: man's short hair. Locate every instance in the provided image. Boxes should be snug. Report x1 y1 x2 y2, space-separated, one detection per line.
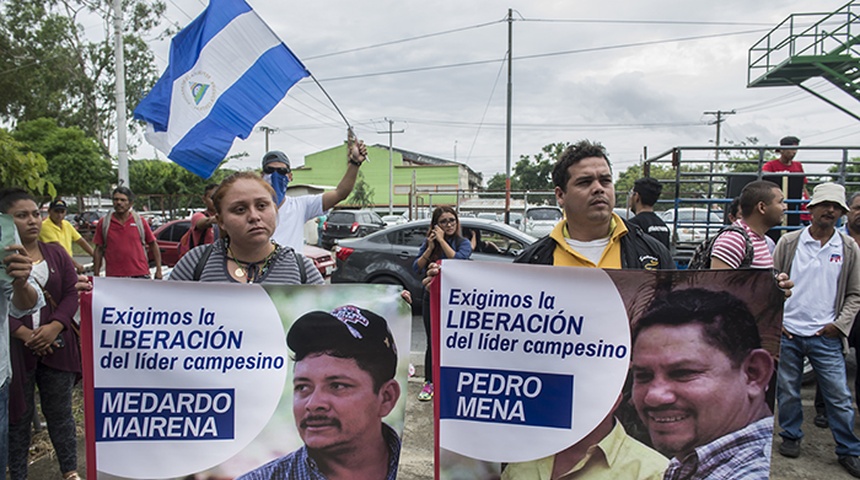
849 192 860 207
204 183 219 195
728 196 741 221
287 306 398 392
112 186 135 201
632 288 761 367
551 140 611 191
633 178 663 207
739 180 778 218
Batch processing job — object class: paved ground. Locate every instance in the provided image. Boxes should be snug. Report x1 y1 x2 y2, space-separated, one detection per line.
27 292 860 479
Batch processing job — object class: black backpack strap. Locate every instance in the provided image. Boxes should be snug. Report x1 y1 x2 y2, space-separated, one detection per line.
193 244 215 281
295 253 307 284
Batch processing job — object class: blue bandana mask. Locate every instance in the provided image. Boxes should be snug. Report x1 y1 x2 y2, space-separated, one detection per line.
263 172 289 205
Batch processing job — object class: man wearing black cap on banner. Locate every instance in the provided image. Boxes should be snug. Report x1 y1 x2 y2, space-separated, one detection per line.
763 135 811 224
262 133 368 252
38 199 95 274
239 305 401 480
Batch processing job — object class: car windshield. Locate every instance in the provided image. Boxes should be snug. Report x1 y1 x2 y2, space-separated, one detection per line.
527 208 562 221
676 210 722 223
327 212 355 223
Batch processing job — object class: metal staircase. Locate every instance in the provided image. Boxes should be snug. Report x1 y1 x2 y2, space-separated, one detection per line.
748 1 860 120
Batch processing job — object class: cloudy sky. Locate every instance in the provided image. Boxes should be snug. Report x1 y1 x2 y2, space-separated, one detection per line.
131 0 859 181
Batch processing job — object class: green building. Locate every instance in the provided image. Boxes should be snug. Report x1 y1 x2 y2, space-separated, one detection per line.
292 143 483 210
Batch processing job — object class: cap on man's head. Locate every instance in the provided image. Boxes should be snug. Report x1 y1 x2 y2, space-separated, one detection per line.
262 151 290 169
287 305 397 375
808 182 849 212
49 199 68 211
779 136 800 147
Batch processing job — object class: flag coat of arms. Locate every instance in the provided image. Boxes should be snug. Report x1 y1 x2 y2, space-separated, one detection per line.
134 0 309 178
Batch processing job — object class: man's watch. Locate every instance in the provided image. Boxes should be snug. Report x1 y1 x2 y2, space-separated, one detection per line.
348 159 362 167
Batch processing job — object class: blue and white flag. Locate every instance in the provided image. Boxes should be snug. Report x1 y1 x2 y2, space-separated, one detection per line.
134 0 309 178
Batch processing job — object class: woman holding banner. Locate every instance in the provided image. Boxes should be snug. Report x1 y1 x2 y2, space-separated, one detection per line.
170 172 324 285
413 206 472 401
1 188 81 480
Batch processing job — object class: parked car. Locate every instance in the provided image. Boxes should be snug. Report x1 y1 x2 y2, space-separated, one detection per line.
320 209 386 250
659 208 724 244
74 210 106 237
612 208 634 220
381 214 408 227
332 218 537 313
148 219 336 279
521 206 563 238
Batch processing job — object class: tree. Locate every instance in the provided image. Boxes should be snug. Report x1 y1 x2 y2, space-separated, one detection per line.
12 118 113 200
348 171 375 208
486 142 569 191
0 129 56 198
0 0 166 151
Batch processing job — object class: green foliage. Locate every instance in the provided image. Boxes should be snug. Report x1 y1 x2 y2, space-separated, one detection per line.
721 137 774 173
12 118 113 196
348 170 375 208
0 0 165 150
486 142 569 191
129 159 234 195
0 129 56 198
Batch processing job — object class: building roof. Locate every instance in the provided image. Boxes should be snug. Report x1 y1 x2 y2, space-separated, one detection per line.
371 144 483 182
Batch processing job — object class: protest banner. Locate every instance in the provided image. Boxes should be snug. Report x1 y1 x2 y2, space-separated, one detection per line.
81 279 411 479
432 262 783 479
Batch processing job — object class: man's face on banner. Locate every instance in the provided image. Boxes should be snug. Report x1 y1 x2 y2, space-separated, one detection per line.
292 353 392 453
631 323 752 458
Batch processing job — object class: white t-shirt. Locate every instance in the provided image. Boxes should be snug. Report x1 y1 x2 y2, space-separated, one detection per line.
565 236 611 266
783 228 843 336
272 194 324 252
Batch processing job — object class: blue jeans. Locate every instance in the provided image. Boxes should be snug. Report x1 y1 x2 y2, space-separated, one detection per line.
777 333 860 456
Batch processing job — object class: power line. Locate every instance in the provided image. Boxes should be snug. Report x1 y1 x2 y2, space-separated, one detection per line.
399 118 706 130
317 28 769 82
303 19 504 60
466 52 508 164
520 17 775 27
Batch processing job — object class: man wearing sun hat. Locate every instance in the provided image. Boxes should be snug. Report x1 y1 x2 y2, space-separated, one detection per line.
763 136 811 224
773 182 860 477
38 199 95 274
239 305 401 480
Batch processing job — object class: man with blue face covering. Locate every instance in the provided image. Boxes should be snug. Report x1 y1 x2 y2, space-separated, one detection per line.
263 133 367 251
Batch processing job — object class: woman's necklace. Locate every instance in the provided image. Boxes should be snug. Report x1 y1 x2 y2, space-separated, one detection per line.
227 243 279 283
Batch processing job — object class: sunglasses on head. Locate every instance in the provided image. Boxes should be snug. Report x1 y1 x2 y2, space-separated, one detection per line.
263 166 291 175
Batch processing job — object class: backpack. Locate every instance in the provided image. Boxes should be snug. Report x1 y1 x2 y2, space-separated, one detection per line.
101 211 145 247
687 225 754 269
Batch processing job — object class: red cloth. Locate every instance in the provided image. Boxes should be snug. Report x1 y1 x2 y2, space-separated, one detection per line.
94 213 156 276
762 160 811 221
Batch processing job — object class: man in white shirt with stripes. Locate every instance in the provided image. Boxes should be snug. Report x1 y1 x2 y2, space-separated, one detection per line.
711 180 786 270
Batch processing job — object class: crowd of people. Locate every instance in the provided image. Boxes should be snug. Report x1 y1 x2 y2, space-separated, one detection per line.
2 133 860 479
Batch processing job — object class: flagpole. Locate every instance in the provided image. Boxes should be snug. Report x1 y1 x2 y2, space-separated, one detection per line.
309 73 352 130
113 0 129 187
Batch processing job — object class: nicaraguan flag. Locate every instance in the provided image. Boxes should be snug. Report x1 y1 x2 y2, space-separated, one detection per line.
133 0 309 178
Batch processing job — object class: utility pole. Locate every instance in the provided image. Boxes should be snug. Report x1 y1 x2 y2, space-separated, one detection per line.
113 0 128 187
704 110 735 162
377 118 404 215
258 126 277 152
504 8 514 225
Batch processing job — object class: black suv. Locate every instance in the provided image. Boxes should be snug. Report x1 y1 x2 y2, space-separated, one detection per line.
320 210 386 250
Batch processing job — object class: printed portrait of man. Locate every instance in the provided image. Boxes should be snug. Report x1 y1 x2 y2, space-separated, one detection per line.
238 305 402 480
630 288 774 480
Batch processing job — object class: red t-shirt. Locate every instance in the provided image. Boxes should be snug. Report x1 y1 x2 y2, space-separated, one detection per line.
94 213 156 277
762 159 810 221
190 211 216 246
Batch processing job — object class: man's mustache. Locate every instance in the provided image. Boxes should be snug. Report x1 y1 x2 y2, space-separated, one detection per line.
300 415 341 429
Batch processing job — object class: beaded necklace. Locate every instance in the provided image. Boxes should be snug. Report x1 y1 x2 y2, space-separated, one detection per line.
227 243 280 283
